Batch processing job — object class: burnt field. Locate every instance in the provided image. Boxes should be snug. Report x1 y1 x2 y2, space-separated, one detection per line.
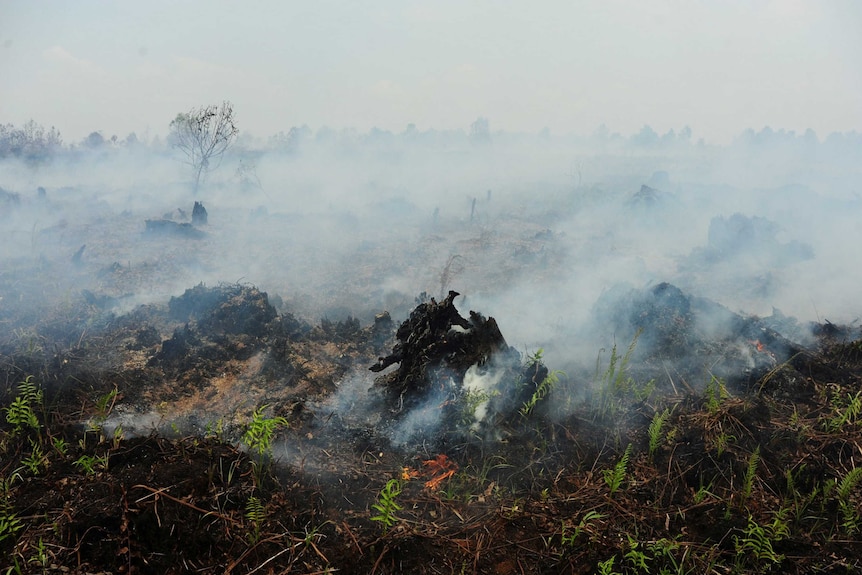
2 149 862 574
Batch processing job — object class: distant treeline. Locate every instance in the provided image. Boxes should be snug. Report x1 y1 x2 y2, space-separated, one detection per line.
0 121 63 163
2 118 861 164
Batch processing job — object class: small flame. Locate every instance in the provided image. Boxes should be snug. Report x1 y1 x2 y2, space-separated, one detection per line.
401 454 459 489
749 339 777 364
423 454 458 489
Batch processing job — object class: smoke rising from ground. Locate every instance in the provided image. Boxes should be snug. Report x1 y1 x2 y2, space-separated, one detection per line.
1 126 861 432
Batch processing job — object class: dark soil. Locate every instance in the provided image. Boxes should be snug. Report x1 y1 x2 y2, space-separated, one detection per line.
2 283 862 574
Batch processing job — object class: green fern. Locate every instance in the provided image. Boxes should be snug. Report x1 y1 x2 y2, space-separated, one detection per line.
596 555 621 575
73 453 109 476
0 476 24 544
826 391 862 432
840 499 860 535
521 369 564 417
647 408 670 459
242 405 288 485
594 331 652 418
603 444 632 497
20 439 47 475
245 495 266 544
836 467 862 534
836 467 862 501
0 511 23 544
371 478 402 533
714 432 736 457
704 375 730 415
92 387 118 428
734 515 785 566
242 405 288 458
52 437 69 456
4 376 42 436
741 447 761 503
559 510 604 550
624 535 650 571
459 387 499 427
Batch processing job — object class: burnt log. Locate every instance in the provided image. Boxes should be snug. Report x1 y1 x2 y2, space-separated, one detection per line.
144 219 205 239
370 291 519 407
192 201 208 225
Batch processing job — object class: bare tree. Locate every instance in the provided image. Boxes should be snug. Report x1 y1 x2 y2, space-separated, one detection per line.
169 101 238 194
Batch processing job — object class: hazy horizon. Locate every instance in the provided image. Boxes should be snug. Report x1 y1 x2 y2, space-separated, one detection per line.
2 1 861 144
2 0 862 383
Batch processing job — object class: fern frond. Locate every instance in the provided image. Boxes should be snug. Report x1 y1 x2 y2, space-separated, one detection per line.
603 444 632 497
837 467 862 501
742 447 761 502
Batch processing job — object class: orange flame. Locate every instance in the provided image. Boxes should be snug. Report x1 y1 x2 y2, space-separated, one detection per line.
401 454 459 489
421 454 458 490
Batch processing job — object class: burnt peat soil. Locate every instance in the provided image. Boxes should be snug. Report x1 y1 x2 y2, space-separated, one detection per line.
2 207 862 574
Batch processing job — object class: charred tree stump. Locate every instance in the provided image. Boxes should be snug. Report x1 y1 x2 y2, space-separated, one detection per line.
192 201 208 225
370 291 519 410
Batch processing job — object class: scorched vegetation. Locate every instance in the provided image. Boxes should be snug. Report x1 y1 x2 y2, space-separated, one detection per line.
1 282 861 574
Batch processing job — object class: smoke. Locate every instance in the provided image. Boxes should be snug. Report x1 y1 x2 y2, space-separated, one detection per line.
388 385 453 447
1 125 861 440
462 363 505 428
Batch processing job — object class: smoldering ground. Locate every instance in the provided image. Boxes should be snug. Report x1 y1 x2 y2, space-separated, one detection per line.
1 128 861 443
5 127 862 575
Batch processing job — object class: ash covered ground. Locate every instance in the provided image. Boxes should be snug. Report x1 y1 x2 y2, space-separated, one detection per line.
2 137 862 573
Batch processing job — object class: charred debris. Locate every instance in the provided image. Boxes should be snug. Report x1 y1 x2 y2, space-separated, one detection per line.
369 290 546 437
0 278 851 439
4 278 862 573
144 201 209 238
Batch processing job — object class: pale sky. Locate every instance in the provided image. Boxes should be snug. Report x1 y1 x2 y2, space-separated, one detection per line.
1 0 860 144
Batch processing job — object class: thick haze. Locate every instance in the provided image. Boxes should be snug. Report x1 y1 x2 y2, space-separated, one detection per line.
2 1 861 143
2 128 860 363
2 1 862 430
